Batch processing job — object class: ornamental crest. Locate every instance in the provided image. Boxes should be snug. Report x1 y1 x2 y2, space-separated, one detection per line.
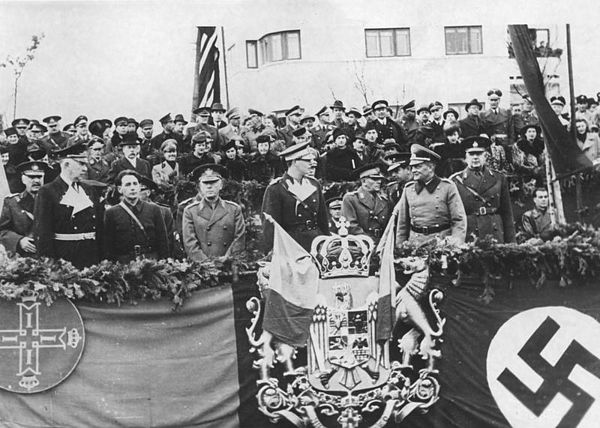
248 221 445 427
0 295 85 394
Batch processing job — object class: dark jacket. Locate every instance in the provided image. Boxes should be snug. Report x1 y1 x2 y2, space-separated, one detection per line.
108 157 152 183
0 191 35 256
247 152 283 184
342 188 391 243
261 173 329 252
324 147 361 181
33 176 104 268
179 153 219 177
103 200 169 263
222 157 247 181
367 118 408 147
459 115 486 139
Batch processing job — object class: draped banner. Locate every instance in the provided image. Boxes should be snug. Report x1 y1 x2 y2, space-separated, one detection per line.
192 26 221 110
508 24 592 177
2 279 600 427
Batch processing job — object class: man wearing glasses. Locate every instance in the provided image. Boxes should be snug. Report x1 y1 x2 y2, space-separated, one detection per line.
41 115 69 150
0 161 51 256
261 141 329 252
34 143 104 268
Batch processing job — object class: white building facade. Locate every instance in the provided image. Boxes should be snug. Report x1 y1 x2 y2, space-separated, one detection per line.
221 0 567 117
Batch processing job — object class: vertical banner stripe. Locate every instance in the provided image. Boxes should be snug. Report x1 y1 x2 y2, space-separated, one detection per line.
192 26 221 112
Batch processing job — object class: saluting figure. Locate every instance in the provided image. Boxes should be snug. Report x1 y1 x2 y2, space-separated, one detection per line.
182 164 246 262
342 164 391 244
34 144 104 268
261 141 329 252
451 136 515 243
0 161 51 256
396 144 467 246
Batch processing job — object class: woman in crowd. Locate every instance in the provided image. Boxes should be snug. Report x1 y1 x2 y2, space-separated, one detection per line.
512 124 545 184
152 139 181 189
575 118 600 163
221 138 247 181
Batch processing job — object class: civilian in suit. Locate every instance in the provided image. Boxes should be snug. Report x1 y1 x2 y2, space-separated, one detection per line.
367 100 408 148
108 132 152 183
459 98 486 139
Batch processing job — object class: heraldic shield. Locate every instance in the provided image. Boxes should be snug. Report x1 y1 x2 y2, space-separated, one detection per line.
247 218 446 428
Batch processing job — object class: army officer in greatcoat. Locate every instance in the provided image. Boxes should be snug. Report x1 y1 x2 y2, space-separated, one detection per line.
0 161 52 256
33 143 104 268
261 141 329 252
182 164 246 262
396 144 467 246
342 163 391 244
450 136 515 243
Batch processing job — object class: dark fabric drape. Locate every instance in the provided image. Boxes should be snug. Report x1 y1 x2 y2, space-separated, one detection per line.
508 24 592 177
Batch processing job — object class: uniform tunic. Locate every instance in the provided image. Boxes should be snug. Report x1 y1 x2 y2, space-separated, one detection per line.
342 188 391 243
396 176 467 246
522 208 555 240
34 177 104 268
451 166 515 243
86 158 111 183
182 197 245 262
0 191 35 256
261 173 329 252
104 200 169 263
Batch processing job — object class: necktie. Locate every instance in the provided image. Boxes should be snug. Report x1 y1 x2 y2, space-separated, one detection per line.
71 183 79 193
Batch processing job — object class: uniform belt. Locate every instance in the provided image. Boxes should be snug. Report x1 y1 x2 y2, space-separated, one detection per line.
54 232 96 241
289 219 318 231
410 224 450 235
472 207 498 216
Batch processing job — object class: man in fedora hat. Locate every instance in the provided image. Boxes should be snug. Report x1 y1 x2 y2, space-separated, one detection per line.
261 141 328 252
0 161 52 256
34 143 104 268
396 144 466 246
182 163 245 262
173 114 188 138
330 100 347 128
341 163 391 243
450 136 515 243
341 107 364 142
459 99 486 139
108 132 152 183
210 102 228 129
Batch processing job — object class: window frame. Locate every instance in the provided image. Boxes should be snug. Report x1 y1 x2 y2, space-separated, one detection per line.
258 30 302 65
364 27 411 58
444 25 483 55
245 40 258 69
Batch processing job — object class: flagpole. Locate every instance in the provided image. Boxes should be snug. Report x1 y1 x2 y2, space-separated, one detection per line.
191 27 202 121
566 23 584 222
221 26 230 109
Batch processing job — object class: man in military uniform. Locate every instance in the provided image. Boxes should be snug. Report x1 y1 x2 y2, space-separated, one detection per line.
342 164 391 244
104 170 169 263
86 137 111 183
186 106 219 151
385 152 412 207
0 161 51 256
41 115 69 150
367 100 407 147
326 197 343 234
521 187 558 241
279 105 304 148
151 114 184 154
481 88 515 152
396 144 467 246
12 118 31 145
68 115 92 147
139 119 156 162
261 141 329 252
450 136 515 243
34 143 104 268
182 164 245 262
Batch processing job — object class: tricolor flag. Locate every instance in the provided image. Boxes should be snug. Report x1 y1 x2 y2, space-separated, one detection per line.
193 26 221 110
261 214 320 347
375 207 397 341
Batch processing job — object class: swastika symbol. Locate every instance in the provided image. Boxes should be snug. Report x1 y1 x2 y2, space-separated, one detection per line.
497 316 600 428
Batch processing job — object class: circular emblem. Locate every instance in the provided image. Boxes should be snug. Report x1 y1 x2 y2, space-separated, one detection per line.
0 296 85 394
487 306 600 428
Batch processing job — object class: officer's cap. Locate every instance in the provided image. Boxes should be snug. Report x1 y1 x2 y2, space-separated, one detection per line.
416 105 430 115
114 117 128 126
299 114 315 124
371 99 389 111
402 100 416 112
248 108 264 117
428 101 443 112
316 106 328 117
576 94 588 105
127 118 139 127
226 108 240 120
409 144 441 165
292 126 309 138
280 141 313 161
73 115 88 127
386 152 411 172
139 119 154 128
256 134 273 145
353 163 386 180
54 142 88 160
29 123 47 133
159 113 173 124
193 106 212 115
42 115 62 124
11 118 30 128
190 163 228 183
285 105 303 116
27 142 47 160
462 136 491 154
326 197 342 209
138 174 158 192
17 161 51 177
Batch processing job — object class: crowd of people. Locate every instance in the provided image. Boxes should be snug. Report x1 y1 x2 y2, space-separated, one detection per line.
0 88 598 268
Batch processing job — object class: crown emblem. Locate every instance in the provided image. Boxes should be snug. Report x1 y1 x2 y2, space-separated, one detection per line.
310 217 374 278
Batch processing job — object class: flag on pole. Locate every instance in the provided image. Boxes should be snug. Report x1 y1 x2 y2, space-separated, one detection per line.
192 26 221 110
261 214 320 347
375 208 398 341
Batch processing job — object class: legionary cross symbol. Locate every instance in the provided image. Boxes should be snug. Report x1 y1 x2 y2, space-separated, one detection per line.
0 295 85 394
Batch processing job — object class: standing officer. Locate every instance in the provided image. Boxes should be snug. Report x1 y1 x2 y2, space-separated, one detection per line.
367 100 407 147
0 161 51 256
385 152 412 207
450 136 515 243
326 197 343 234
151 114 184 154
342 164 391 244
182 164 246 262
104 170 170 263
261 141 329 252
34 143 104 268
481 89 515 155
396 144 467 246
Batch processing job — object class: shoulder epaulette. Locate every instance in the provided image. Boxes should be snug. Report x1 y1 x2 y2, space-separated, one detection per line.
178 197 193 206
5 193 19 198
223 199 241 208
440 178 453 184
185 200 200 210
404 181 416 188
268 176 283 185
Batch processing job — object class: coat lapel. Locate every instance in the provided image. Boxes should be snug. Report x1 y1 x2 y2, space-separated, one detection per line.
356 189 375 211
478 167 499 194
207 199 228 226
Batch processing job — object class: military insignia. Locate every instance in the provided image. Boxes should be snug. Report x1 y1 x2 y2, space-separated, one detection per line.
247 227 445 427
0 295 85 394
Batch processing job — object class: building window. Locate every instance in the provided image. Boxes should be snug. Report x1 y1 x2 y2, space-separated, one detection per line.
258 30 301 64
507 28 562 58
246 41 258 68
445 26 483 55
365 28 411 57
